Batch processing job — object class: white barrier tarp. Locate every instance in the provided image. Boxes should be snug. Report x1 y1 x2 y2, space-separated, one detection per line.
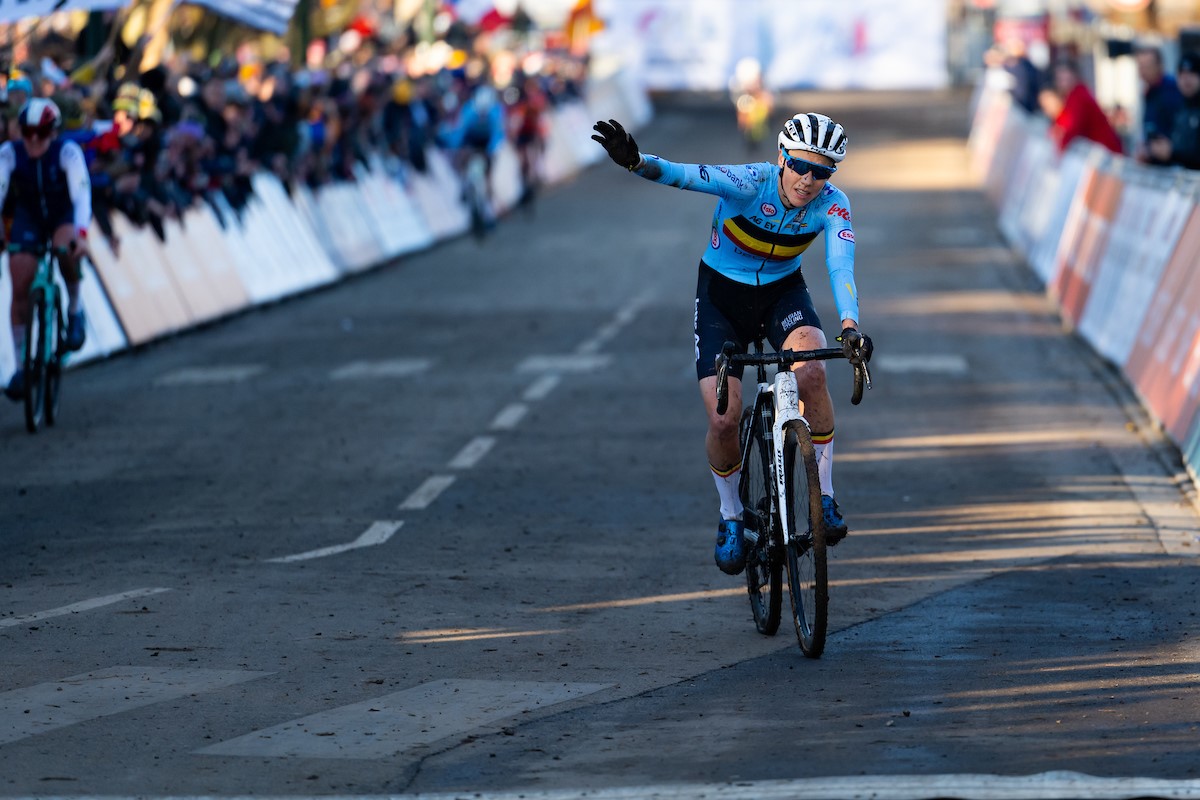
1078 176 1193 365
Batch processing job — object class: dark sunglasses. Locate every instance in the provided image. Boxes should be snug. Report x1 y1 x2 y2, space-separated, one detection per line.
783 154 836 181
21 126 51 140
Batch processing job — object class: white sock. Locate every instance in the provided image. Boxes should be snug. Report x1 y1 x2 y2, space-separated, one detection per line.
67 284 82 315
813 431 834 498
711 463 743 520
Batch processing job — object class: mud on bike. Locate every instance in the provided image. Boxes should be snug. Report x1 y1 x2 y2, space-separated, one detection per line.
715 335 872 658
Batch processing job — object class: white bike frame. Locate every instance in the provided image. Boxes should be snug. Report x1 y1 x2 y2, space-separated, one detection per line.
748 369 808 548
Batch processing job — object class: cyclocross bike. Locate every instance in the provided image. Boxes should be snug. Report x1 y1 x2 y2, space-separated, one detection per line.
715 336 871 658
19 244 71 433
462 149 494 240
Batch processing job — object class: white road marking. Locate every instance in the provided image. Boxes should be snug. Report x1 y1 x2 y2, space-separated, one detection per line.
0 587 172 629
399 475 456 510
491 403 528 430
576 290 656 355
523 373 561 402
0 666 270 746
516 354 612 372
874 354 969 375
154 365 264 386
68 772 1200 799
330 358 431 380
448 436 496 470
264 521 403 564
198 679 609 760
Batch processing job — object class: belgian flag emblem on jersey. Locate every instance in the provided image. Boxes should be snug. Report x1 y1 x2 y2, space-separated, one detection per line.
721 215 819 261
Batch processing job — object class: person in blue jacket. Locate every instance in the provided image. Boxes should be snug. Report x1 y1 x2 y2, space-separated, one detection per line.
592 113 872 575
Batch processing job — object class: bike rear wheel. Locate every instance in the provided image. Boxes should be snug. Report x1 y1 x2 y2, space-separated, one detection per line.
783 420 827 657
740 403 781 635
22 288 49 433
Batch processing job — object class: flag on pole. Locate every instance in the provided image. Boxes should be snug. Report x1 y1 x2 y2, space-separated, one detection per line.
0 0 130 25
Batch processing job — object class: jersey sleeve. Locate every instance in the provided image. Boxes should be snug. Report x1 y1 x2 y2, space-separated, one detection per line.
632 155 764 203
60 139 92 236
0 143 14 216
821 185 860 324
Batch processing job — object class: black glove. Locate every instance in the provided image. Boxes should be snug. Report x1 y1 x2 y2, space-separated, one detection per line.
591 119 641 170
838 327 873 365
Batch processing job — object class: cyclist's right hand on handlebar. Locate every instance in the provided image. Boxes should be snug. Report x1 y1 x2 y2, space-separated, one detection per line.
591 119 642 170
838 327 873 366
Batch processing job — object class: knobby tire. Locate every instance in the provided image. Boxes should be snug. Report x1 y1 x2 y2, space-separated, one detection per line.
740 403 781 635
783 420 827 657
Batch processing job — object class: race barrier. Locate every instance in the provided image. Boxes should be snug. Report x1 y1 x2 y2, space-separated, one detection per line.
0 67 650 392
970 80 1200 494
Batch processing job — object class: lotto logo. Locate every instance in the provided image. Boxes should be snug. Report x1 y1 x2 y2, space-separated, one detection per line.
828 204 851 221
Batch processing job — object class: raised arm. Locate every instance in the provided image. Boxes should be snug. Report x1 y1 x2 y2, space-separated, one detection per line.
592 119 760 202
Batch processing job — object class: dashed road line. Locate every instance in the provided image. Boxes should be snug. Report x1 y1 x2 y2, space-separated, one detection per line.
0 587 172 629
875 354 969 375
399 475 457 510
517 354 612 373
448 436 496 469
154 365 264 386
265 521 403 563
330 358 431 380
491 403 528 430
524 374 561 402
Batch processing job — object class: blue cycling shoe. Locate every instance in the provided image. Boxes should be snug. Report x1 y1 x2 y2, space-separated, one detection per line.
66 311 86 352
821 495 848 545
4 370 24 402
714 518 746 575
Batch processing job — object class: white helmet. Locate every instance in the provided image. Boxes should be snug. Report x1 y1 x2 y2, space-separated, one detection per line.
778 113 847 163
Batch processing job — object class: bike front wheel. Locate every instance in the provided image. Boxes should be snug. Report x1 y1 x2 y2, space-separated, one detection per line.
783 420 827 657
43 290 65 427
22 288 50 433
740 404 781 635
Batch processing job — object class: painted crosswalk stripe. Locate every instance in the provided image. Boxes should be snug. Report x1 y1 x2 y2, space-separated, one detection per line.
155 365 264 386
0 666 270 745
265 521 403 564
399 475 456 510
0 587 172 629
448 436 495 470
198 679 608 760
330 359 431 380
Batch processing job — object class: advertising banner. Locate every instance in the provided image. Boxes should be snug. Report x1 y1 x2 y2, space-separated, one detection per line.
593 0 948 91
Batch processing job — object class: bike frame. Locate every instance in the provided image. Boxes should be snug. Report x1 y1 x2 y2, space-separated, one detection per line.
745 369 808 549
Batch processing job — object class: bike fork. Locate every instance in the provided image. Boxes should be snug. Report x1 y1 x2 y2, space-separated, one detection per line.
771 370 808 547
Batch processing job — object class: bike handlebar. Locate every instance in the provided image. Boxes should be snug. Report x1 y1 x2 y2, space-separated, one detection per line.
714 340 873 415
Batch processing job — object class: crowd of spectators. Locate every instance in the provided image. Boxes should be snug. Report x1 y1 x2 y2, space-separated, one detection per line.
987 37 1200 170
0 15 584 254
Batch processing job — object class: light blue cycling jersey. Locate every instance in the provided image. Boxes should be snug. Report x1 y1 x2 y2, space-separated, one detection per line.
633 154 859 323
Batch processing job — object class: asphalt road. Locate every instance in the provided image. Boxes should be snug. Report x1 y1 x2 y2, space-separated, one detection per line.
1 90 1199 799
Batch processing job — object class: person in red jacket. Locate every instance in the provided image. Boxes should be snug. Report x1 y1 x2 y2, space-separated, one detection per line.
1043 59 1124 155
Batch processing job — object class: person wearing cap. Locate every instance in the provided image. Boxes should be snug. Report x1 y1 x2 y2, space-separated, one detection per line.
1148 52 1200 169
591 114 872 575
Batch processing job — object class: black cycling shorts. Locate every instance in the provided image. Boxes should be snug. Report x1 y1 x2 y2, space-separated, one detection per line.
694 261 823 382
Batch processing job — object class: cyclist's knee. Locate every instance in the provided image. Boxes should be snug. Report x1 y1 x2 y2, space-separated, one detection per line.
792 360 828 392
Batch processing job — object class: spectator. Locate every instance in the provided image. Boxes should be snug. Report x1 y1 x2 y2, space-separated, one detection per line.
1148 52 1200 169
1043 59 1123 155
1000 38 1042 115
1133 44 1184 165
